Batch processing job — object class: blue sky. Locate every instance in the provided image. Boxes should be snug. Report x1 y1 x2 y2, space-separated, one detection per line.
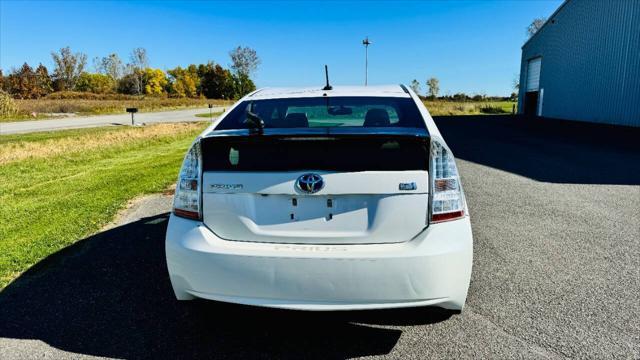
0 0 561 96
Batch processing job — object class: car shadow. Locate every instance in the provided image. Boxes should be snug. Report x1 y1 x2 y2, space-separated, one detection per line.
433 115 640 185
0 213 452 359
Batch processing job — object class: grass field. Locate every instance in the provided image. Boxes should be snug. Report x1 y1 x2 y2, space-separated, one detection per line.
424 100 516 116
191 101 516 118
2 95 516 123
195 111 225 118
2 96 232 123
0 122 209 289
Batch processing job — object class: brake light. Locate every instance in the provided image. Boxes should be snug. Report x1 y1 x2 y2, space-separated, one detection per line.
429 139 465 223
173 140 201 220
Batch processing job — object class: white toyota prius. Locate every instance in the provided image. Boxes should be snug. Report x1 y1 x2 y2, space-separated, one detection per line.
166 85 473 311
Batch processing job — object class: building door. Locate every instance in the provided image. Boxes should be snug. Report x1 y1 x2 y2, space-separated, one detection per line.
524 91 539 116
524 57 542 117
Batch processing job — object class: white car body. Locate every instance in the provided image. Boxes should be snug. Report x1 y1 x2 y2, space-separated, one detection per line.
166 85 473 311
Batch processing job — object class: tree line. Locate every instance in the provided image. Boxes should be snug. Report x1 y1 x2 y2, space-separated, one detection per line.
410 77 517 101
0 46 260 100
410 77 440 99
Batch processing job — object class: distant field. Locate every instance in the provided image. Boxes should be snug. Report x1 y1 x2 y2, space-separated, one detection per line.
2 94 516 123
424 100 516 116
0 122 209 288
2 93 232 123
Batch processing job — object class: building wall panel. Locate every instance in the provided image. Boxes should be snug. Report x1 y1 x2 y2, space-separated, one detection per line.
518 0 640 126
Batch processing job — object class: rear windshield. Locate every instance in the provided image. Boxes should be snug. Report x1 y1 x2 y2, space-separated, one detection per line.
215 96 425 130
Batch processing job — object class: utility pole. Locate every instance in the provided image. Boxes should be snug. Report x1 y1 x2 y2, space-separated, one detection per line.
362 37 371 86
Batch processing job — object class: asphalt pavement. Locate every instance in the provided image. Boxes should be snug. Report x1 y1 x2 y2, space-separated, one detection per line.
0 115 638 359
0 107 225 135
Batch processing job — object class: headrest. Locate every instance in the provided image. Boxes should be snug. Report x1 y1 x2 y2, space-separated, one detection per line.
284 113 309 128
364 108 391 127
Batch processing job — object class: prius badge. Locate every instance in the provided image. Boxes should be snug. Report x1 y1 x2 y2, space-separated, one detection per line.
296 173 324 194
399 182 417 191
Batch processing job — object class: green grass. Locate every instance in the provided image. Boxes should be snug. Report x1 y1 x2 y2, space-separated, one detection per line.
1 97 233 123
195 111 225 118
424 100 516 116
0 123 209 288
0 113 55 122
493 101 518 113
0 125 147 144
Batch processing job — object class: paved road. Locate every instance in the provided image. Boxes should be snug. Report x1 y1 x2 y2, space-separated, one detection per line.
0 116 638 358
0 107 225 135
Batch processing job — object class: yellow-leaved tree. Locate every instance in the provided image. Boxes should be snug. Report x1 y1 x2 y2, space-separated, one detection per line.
168 66 199 98
144 68 168 96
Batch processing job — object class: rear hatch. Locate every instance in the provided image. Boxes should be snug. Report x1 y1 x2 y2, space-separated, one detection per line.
200 128 430 244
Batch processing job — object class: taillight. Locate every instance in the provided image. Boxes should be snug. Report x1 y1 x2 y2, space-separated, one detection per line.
173 140 201 220
429 139 465 223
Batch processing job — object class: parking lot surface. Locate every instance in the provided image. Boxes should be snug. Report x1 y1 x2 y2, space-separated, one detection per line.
1 116 638 359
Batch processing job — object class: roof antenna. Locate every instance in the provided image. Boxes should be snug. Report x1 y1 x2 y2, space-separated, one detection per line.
322 65 332 91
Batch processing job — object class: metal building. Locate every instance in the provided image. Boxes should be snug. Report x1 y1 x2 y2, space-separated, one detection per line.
518 0 640 127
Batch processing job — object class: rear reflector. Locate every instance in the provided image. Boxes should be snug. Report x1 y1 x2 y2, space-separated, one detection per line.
173 208 200 220
431 210 465 223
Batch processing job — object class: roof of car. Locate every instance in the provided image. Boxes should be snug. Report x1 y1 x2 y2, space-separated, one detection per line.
247 85 411 99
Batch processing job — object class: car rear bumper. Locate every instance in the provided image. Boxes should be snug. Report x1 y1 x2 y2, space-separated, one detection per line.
165 214 473 311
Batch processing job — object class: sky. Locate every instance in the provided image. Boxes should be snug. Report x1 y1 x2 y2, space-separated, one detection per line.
0 0 562 96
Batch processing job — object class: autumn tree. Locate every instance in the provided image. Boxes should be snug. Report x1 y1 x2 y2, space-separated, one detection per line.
117 72 141 95
127 48 149 94
198 62 235 99
229 46 260 78
75 73 115 94
143 68 168 95
94 53 124 79
34 64 53 97
7 63 39 99
6 64 30 98
410 79 421 95
130 48 149 69
5 63 52 98
94 53 124 92
233 72 256 98
51 47 87 91
187 64 201 94
527 18 547 38
168 66 199 98
426 77 440 99
452 92 469 101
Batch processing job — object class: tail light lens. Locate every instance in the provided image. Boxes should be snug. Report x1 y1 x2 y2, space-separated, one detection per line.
429 139 465 223
173 140 202 220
